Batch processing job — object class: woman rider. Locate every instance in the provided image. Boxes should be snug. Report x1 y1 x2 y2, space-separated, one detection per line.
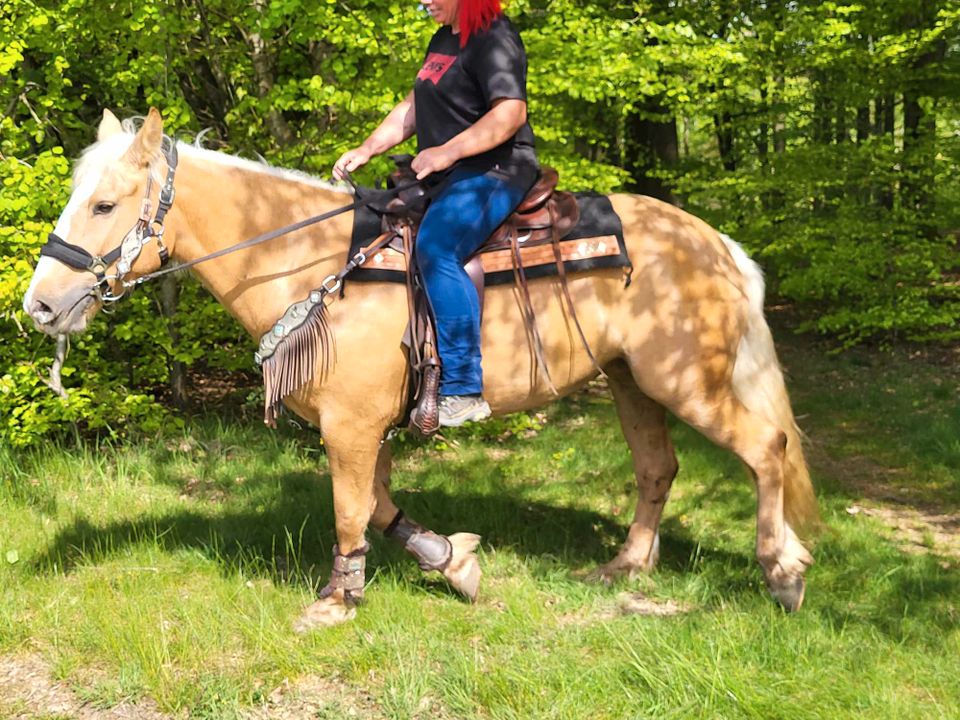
333 0 538 427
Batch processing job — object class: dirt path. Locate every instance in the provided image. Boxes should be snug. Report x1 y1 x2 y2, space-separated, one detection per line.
0 654 169 720
0 652 388 720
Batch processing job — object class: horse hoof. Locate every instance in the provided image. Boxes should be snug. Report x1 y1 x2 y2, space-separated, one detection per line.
586 535 661 585
585 557 651 585
768 575 806 613
584 565 619 585
443 532 482 603
293 594 357 633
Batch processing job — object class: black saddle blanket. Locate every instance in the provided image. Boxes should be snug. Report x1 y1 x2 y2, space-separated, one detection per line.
347 191 631 286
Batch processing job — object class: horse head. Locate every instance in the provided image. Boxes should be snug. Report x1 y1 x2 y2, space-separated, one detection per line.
23 108 173 336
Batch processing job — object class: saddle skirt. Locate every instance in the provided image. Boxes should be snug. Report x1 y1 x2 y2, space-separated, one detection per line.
347 170 631 288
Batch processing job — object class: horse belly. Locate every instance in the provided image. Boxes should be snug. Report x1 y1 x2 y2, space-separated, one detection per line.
479 270 627 414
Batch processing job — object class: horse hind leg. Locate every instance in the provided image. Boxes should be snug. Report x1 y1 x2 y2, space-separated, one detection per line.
592 360 678 583
663 384 813 611
717 398 813 610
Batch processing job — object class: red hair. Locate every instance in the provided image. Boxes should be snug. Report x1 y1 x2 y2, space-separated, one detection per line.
459 0 502 47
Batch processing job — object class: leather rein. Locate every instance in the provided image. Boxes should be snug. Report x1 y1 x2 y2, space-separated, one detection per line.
37 136 413 304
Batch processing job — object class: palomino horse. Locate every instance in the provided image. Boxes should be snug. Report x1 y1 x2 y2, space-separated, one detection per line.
23 109 817 629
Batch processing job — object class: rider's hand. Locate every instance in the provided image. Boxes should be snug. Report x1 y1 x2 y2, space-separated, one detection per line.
332 147 373 180
411 145 458 180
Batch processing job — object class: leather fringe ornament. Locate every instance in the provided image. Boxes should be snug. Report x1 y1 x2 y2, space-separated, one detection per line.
256 234 397 426
260 300 334 426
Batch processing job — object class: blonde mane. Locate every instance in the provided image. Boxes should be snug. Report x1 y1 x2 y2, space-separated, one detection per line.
74 117 351 195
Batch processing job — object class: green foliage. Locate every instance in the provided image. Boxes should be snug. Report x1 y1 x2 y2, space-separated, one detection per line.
1 0 958 444
672 137 960 343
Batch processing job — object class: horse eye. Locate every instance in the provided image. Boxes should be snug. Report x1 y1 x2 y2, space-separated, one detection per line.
93 201 116 215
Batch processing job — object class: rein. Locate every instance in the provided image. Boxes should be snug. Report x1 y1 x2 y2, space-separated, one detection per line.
38 139 423 303
134 194 366 287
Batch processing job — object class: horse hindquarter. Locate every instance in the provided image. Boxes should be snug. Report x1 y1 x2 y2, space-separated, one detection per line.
606 193 817 610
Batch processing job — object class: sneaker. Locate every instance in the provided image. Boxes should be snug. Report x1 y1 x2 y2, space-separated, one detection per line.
438 395 492 427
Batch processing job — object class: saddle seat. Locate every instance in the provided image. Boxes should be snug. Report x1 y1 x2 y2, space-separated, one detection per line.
372 158 591 438
381 161 580 254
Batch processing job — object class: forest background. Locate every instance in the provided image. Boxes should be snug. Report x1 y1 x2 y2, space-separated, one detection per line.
1 0 958 447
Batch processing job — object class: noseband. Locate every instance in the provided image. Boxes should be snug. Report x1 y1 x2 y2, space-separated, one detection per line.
38 138 178 303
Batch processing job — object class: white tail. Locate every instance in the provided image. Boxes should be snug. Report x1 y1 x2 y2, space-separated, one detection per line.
722 235 820 533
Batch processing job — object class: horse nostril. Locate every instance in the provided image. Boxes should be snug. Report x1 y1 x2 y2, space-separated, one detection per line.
31 299 57 324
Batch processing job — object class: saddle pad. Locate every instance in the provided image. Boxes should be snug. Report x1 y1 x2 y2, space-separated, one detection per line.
347 191 631 286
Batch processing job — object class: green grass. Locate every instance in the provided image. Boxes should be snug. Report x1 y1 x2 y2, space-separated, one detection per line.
0 336 957 719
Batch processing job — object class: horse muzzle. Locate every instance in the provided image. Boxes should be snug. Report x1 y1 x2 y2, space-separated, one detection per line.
23 283 99 337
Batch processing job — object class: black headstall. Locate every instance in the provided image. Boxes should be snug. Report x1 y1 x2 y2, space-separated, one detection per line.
38 137 178 303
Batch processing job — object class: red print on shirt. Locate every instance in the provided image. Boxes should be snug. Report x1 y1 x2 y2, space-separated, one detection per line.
417 53 456 84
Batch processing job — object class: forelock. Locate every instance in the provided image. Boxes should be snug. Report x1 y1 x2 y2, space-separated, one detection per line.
73 134 136 189
73 117 167 189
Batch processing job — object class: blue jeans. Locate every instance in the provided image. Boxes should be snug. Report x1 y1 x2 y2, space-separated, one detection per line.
416 167 526 396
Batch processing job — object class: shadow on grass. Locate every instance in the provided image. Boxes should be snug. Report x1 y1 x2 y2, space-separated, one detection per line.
23 384 960 639
28 438 757 595
33 461 959 641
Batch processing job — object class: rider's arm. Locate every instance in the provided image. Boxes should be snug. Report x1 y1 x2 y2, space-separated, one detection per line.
333 91 416 178
361 91 417 155
411 98 526 179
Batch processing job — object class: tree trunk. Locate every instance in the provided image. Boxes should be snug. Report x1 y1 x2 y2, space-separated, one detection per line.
249 0 295 146
773 72 786 154
625 100 679 204
835 105 848 144
855 105 870 143
812 84 832 144
757 83 770 166
901 29 946 215
160 275 187 407
173 0 234 138
714 110 736 172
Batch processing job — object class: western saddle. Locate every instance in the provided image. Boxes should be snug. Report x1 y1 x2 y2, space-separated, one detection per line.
368 157 597 436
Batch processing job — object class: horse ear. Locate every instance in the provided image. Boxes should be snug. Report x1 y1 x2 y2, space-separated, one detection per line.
97 109 123 141
124 107 164 168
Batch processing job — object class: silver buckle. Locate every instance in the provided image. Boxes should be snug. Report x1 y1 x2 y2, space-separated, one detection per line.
93 275 126 303
320 274 341 294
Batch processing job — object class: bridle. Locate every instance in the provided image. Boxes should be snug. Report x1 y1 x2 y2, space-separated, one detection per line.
38 137 179 304
36 138 435 309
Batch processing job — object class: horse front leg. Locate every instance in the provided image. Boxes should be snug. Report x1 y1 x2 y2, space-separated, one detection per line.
293 419 387 631
372 443 481 602
294 427 481 632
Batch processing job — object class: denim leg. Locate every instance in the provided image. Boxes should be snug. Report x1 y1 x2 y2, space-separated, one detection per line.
416 169 525 396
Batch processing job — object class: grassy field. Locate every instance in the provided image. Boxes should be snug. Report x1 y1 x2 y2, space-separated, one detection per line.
0 331 957 719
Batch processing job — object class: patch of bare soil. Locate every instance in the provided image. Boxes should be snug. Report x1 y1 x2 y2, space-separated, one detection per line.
809 449 960 563
242 674 386 720
814 452 912 503
614 592 694 617
845 503 960 562
560 592 694 626
0 654 393 720
0 653 169 720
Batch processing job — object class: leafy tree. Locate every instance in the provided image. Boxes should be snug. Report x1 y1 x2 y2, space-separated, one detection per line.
1 0 957 446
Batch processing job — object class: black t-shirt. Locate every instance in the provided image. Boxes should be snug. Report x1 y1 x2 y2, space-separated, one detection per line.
414 15 538 184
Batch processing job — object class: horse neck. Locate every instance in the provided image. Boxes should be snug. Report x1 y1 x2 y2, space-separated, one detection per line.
168 150 354 337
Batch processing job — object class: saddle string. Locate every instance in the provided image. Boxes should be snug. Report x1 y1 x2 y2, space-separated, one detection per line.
547 205 607 380
509 226 558 395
